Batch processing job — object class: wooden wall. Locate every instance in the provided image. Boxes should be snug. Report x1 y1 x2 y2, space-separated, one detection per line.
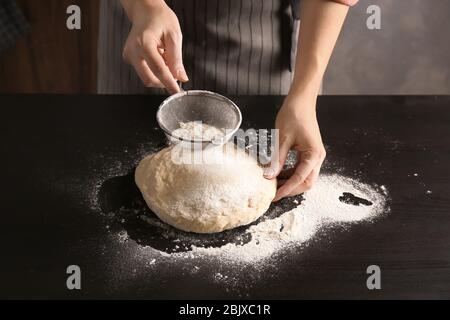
0 0 99 93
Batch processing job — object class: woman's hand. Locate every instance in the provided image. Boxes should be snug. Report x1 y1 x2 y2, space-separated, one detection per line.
265 94 326 201
121 0 188 94
263 0 349 201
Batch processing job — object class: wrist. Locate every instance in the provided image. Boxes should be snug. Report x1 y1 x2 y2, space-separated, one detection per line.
284 89 318 114
121 0 166 21
289 73 321 97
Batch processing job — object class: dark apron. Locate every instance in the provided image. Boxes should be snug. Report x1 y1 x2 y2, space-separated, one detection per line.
97 0 300 95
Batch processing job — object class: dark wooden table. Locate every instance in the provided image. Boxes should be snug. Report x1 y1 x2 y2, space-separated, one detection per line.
1 95 449 299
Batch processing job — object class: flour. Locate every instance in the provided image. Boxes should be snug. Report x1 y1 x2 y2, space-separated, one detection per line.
87 134 389 290
96 169 389 294
117 230 129 244
88 138 163 213
172 121 225 141
131 174 388 265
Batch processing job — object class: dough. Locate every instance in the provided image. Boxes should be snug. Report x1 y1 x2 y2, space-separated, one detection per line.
135 144 276 233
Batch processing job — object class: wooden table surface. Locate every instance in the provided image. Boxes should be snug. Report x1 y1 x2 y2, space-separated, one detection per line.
0 95 449 299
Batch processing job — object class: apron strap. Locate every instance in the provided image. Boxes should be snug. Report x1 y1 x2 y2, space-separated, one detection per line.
289 0 300 71
291 0 300 20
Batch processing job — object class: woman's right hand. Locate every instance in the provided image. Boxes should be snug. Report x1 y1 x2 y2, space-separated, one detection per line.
121 0 188 94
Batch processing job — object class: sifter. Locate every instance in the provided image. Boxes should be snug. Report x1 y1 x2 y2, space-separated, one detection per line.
156 90 242 147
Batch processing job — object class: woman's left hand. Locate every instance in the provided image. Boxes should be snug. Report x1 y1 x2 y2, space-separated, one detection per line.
265 94 326 201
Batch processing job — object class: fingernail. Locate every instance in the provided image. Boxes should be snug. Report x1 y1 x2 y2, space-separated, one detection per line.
177 68 189 82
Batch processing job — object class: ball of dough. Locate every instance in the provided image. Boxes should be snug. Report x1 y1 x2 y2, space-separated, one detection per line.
135 144 276 233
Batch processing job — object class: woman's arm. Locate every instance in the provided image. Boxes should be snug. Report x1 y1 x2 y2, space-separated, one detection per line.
268 0 351 200
290 0 350 98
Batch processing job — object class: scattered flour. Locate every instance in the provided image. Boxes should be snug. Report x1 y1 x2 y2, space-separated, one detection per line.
162 174 387 263
85 138 389 290
115 174 387 266
117 230 129 244
105 172 388 293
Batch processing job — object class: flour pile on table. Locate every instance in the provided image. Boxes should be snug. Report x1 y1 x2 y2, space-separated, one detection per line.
133 174 387 264
86 132 389 291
